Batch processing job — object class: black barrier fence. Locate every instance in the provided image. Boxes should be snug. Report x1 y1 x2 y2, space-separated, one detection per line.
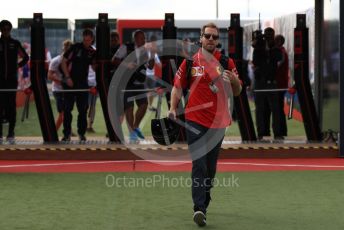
0 12 340 152
30 13 58 142
96 13 121 143
228 13 257 142
294 14 322 142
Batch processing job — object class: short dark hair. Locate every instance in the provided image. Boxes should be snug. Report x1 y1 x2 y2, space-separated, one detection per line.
201 22 219 35
264 27 275 41
110 31 119 39
133 29 145 39
275 34 285 45
82 28 94 38
0 20 12 30
264 27 275 35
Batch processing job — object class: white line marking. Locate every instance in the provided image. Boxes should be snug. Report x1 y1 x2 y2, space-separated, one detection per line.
0 160 134 168
135 160 190 163
217 162 344 168
0 160 343 169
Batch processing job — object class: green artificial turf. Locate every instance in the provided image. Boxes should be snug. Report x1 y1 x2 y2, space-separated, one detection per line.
0 171 343 230
13 96 305 138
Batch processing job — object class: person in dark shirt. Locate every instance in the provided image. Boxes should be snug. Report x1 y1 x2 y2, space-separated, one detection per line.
275 34 289 138
252 27 283 141
0 20 29 142
110 31 120 58
60 28 96 141
109 31 121 79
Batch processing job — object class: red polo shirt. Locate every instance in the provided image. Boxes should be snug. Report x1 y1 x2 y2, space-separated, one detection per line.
174 49 238 128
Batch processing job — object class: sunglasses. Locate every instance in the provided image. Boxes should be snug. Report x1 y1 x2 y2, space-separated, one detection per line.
203 33 219 40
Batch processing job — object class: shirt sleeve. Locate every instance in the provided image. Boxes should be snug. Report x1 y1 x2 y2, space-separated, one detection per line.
173 59 188 89
228 58 237 73
49 57 59 71
113 45 127 59
228 58 242 85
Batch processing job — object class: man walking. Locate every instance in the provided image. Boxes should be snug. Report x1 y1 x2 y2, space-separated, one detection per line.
168 23 242 227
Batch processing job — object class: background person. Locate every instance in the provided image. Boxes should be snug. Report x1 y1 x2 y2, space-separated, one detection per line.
110 31 121 80
61 28 96 142
0 20 29 142
274 34 289 139
145 35 161 112
48 39 73 132
111 31 130 127
252 27 282 141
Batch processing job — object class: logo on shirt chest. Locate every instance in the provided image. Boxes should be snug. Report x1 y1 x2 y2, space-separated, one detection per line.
191 66 205 77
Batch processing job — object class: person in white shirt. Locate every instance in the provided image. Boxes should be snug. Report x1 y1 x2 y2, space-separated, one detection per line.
47 39 73 131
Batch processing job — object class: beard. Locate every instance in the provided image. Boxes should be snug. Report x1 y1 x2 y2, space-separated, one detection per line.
203 43 216 54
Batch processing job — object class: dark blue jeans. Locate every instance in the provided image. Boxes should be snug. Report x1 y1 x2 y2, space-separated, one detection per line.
185 120 225 213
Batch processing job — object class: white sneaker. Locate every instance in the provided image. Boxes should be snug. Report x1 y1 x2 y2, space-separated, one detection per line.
193 211 206 227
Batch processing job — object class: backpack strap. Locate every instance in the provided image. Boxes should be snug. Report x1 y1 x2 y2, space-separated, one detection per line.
219 55 229 71
185 59 193 89
182 59 193 106
219 55 234 98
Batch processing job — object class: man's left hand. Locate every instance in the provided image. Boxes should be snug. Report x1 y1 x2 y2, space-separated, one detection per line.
222 70 238 84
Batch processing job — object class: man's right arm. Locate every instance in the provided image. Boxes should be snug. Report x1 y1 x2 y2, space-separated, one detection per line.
168 60 187 120
168 86 183 120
